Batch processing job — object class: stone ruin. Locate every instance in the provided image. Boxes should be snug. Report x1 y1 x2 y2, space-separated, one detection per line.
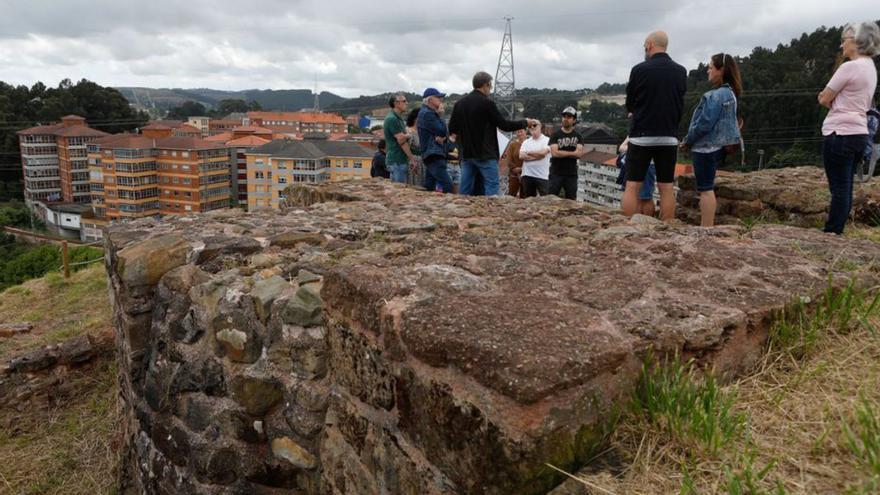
676 166 880 227
106 180 880 494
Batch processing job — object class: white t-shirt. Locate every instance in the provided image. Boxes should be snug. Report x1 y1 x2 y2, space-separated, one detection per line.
519 134 551 180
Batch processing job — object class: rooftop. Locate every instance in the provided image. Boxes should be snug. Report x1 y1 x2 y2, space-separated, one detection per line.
249 138 374 159
247 111 346 125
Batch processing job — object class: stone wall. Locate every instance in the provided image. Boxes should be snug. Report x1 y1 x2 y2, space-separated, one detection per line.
107 180 880 494
676 166 880 227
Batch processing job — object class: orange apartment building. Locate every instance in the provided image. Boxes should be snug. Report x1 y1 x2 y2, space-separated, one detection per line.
17 115 108 204
246 111 347 135
204 131 271 209
87 134 231 221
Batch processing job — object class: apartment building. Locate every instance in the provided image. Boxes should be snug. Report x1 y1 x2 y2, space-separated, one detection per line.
187 116 211 135
577 151 695 209
17 115 108 205
246 137 373 211
87 135 231 221
247 111 347 135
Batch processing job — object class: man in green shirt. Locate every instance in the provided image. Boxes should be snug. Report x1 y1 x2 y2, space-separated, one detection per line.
383 93 416 183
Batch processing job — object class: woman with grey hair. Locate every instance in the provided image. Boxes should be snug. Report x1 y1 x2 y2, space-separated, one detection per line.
817 21 879 234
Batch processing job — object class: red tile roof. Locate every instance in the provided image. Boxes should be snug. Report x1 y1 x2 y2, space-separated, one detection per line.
16 122 107 138
55 126 108 138
156 136 228 151
247 111 346 125
93 134 157 149
149 120 185 128
232 125 273 135
204 132 234 142
91 134 227 151
141 123 172 130
227 136 271 147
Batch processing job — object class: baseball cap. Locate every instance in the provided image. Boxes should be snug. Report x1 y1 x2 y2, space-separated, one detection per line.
562 106 577 117
423 88 446 98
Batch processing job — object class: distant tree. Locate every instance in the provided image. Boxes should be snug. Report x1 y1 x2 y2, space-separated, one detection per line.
0 78 148 182
215 99 250 116
247 100 262 111
580 100 629 140
0 202 30 229
595 82 626 95
167 101 208 120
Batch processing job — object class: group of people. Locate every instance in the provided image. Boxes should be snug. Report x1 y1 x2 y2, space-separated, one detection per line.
370 22 880 234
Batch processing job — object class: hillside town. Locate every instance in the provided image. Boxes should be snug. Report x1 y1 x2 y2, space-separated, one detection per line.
14 105 636 243
2 4 880 494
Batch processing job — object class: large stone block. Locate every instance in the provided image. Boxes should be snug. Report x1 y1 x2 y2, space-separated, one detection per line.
107 180 880 495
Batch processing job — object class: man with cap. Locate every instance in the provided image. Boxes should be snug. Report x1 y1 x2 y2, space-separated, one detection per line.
417 88 454 193
548 106 584 200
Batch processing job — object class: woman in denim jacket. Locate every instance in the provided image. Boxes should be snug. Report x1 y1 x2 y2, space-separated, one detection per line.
681 53 743 227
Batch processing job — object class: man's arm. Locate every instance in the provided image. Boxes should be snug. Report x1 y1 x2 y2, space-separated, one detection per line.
625 66 637 113
488 100 528 132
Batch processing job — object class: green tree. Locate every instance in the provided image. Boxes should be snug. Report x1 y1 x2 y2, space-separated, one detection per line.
166 101 208 119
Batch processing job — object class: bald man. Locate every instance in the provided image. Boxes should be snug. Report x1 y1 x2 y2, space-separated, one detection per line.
622 30 686 221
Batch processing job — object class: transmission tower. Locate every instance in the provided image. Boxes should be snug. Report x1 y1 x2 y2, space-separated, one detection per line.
494 17 516 119
312 74 320 112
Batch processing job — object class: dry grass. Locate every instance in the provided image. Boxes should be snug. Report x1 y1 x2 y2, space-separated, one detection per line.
0 265 111 357
561 287 880 494
0 265 118 495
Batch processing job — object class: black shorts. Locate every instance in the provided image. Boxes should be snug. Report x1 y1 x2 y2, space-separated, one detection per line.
624 143 677 184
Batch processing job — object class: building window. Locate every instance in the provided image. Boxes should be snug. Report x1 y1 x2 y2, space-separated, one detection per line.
278 176 287 184
182 152 189 158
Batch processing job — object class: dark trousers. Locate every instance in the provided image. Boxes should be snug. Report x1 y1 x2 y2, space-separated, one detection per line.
548 174 578 200
520 175 548 198
823 133 867 234
424 158 453 193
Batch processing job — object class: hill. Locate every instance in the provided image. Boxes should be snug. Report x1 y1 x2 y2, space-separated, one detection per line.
115 87 345 113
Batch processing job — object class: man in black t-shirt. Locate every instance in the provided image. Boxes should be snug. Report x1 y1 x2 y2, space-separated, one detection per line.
548 107 584 200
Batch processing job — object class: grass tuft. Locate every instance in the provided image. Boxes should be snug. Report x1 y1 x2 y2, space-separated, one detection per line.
634 355 747 457
843 396 880 493
770 279 880 359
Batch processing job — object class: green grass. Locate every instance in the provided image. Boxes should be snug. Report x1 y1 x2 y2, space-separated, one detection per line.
723 452 786 495
0 264 111 360
843 397 880 494
770 279 880 359
634 356 747 457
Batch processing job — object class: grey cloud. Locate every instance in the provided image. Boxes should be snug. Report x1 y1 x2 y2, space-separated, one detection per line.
0 0 874 95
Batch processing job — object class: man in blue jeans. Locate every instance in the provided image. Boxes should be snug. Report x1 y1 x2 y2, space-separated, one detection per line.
383 93 416 183
417 88 454 193
448 71 537 196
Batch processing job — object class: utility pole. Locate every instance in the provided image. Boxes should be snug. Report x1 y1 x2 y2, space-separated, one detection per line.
494 17 517 120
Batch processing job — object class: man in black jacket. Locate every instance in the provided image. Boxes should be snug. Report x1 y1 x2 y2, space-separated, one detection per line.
448 71 537 196
623 31 686 221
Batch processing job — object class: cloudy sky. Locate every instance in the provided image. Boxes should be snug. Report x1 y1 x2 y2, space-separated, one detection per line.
0 0 874 97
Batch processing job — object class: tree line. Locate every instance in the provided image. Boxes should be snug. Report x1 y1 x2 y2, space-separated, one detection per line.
0 78 148 166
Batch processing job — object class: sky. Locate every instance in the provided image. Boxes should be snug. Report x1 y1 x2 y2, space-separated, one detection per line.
0 0 875 97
